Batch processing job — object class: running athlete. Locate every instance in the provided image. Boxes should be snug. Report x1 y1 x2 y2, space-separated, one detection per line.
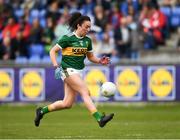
34 12 114 128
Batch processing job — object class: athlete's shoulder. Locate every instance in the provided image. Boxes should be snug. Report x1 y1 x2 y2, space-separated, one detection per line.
58 33 74 42
66 32 74 37
61 33 72 39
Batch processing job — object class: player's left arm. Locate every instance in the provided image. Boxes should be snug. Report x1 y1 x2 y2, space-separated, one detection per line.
86 38 110 65
87 52 110 65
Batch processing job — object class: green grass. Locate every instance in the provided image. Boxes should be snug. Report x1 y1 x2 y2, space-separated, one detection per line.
1 102 180 139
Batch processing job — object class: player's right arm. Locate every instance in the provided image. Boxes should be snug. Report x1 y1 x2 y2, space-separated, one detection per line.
49 44 61 68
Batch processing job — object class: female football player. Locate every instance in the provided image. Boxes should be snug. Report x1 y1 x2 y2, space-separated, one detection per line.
34 12 114 128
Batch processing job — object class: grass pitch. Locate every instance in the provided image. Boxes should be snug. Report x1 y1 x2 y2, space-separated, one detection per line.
0 102 180 139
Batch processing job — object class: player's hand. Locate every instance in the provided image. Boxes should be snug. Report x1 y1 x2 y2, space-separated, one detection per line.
55 67 61 79
99 56 110 65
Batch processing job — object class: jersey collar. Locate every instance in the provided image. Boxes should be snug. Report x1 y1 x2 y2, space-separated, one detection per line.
73 32 84 39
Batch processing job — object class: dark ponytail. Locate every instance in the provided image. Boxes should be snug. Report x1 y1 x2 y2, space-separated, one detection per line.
68 12 91 31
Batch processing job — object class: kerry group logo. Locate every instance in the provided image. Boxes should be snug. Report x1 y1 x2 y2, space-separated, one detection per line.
148 66 175 101
20 69 45 101
0 69 14 101
84 66 109 101
114 66 142 101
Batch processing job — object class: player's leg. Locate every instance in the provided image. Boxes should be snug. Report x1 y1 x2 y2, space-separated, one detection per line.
64 74 114 127
65 74 96 112
34 83 77 127
45 82 77 112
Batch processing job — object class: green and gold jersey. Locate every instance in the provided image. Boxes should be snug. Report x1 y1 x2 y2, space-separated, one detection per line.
56 32 92 70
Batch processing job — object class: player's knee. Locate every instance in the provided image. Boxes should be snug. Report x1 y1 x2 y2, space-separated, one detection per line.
79 88 90 97
88 90 91 96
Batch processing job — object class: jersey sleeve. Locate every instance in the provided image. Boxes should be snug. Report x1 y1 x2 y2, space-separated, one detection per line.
56 35 69 48
87 39 93 52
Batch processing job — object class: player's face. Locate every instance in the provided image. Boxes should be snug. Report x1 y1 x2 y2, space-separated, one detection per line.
78 21 91 37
